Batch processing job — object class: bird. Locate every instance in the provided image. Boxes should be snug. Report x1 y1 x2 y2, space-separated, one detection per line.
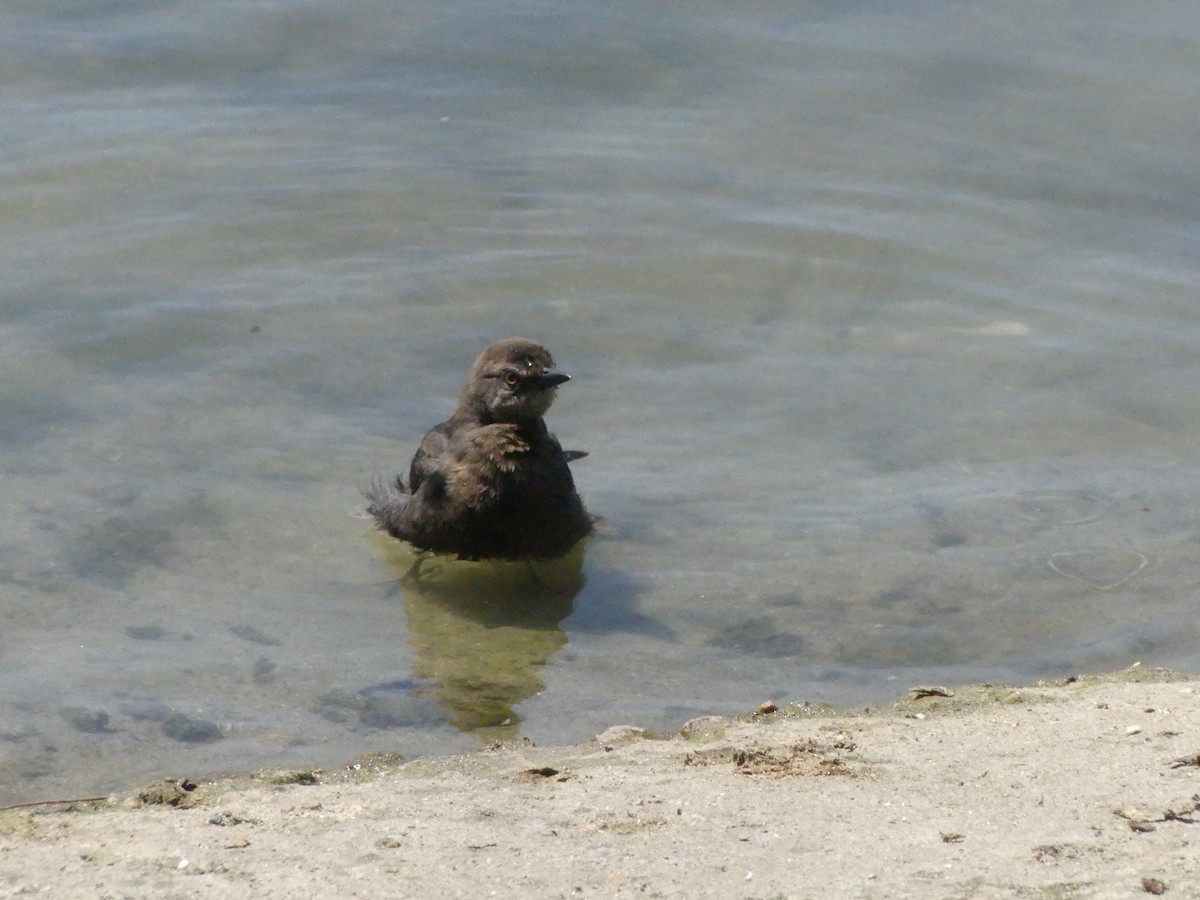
366 337 593 562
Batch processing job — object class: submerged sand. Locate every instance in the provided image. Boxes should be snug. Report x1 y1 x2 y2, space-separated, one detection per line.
3 666 1199 899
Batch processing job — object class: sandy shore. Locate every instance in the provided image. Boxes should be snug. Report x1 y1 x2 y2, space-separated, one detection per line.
2 666 1199 899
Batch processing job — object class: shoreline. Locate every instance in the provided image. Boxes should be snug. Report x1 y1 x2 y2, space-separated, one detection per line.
3 665 1198 898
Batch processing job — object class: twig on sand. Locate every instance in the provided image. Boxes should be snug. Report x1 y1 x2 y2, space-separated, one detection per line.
0 796 110 813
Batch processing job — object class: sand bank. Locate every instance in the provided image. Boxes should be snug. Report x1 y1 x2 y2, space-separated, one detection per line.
2 666 1198 899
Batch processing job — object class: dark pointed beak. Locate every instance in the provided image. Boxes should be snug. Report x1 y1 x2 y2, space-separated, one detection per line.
531 369 571 389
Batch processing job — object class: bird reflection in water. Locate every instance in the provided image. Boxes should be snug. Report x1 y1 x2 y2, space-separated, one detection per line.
374 532 585 738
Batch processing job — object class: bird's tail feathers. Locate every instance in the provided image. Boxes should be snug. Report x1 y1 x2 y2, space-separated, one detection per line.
364 474 410 518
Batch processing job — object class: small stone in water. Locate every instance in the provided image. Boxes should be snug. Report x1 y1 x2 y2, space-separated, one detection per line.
162 713 223 743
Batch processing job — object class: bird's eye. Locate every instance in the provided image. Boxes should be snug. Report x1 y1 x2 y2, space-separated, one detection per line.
504 372 519 387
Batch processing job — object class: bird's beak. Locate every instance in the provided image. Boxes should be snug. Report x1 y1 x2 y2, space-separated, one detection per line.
531 369 571 389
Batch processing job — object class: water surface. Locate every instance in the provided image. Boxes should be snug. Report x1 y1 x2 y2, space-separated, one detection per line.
3 1 1200 804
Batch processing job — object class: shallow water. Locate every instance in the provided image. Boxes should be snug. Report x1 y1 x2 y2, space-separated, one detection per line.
3 1 1200 805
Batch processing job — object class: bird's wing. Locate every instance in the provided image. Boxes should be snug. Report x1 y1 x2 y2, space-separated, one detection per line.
407 421 454 493
543 428 587 463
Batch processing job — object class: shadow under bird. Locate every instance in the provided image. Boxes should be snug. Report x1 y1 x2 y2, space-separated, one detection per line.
367 337 593 561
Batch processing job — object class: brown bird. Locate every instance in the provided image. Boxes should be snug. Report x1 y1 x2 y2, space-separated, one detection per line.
367 337 593 561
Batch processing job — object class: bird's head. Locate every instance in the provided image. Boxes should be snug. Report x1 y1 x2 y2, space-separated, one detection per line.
460 337 571 423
